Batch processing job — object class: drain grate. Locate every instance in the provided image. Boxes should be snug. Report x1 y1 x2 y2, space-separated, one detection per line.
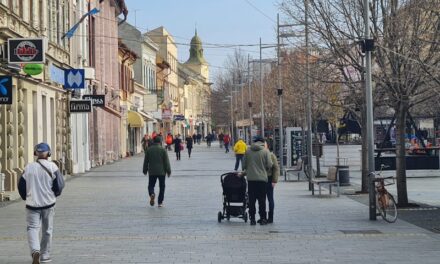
339 230 382 235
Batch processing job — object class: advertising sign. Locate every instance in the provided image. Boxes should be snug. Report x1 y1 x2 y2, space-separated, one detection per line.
70 100 92 113
64 69 85 89
8 38 45 64
82 95 105 107
173 114 185 121
50 64 65 85
162 109 172 120
23 64 44 75
0 76 12 104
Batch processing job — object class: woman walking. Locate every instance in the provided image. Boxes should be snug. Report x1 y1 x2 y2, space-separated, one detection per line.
185 134 194 158
173 134 182 160
265 143 279 223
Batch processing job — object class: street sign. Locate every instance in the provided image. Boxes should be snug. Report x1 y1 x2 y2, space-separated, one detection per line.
82 95 105 107
0 76 12 104
8 38 45 64
70 100 92 113
64 69 85 89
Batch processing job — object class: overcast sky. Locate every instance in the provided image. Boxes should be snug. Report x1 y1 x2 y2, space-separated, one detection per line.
123 0 280 79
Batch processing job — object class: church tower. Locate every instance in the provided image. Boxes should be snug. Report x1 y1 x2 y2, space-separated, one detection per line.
185 29 209 81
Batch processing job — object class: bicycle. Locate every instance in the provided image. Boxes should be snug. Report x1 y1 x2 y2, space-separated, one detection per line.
371 164 398 223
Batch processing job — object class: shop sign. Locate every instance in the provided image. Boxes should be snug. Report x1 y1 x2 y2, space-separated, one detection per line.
23 64 44 75
0 76 12 104
70 100 92 113
8 38 45 64
173 114 185 121
64 69 85 89
162 109 172 120
82 95 105 107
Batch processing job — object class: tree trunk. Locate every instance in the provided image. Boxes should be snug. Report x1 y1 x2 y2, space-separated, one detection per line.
396 103 409 206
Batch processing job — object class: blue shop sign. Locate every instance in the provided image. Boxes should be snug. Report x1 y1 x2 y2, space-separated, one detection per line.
64 69 85 89
50 64 65 85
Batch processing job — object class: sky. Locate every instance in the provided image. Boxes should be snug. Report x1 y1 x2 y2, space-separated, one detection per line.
123 0 281 79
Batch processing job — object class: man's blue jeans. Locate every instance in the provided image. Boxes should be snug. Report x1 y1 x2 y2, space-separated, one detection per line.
234 154 244 171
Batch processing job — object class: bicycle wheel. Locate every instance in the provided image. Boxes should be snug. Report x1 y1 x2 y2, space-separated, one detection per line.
377 193 397 223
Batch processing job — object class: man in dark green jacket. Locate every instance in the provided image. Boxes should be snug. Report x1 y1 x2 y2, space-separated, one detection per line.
143 136 171 207
242 136 273 225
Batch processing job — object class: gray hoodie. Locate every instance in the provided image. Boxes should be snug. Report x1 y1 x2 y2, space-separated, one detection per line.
242 142 273 182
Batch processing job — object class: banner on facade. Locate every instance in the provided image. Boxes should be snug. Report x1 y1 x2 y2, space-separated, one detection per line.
8 38 46 64
0 76 12 104
70 100 92 113
82 95 105 107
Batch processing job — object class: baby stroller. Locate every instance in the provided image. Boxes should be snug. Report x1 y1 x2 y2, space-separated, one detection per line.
218 172 248 223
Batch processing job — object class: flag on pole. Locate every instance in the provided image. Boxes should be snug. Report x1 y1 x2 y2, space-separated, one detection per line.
62 8 100 40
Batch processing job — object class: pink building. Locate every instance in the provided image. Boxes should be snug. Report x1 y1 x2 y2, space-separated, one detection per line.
88 0 128 166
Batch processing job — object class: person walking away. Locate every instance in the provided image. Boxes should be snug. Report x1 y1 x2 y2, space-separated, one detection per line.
185 134 194 158
143 136 171 207
223 134 231 153
192 133 197 144
18 143 65 264
165 133 173 151
233 138 247 171
206 133 212 147
265 143 279 224
197 133 202 144
173 134 182 160
141 134 149 152
218 133 224 148
241 136 273 226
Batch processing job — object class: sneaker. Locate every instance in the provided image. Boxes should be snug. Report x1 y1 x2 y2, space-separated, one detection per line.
158 203 163 207
149 194 155 206
259 219 268 225
250 219 256 226
32 251 40 264
40 258 52 263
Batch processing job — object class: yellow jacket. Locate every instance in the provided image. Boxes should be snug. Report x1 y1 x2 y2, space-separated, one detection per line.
234 140 247 154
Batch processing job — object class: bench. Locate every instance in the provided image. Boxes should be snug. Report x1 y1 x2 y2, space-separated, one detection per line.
283 160 303 181
311 166 340 197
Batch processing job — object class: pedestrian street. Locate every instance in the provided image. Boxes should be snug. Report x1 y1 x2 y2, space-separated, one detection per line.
1 144 440 264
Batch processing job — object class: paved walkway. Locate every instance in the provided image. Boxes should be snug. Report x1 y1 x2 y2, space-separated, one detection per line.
1 144 440 263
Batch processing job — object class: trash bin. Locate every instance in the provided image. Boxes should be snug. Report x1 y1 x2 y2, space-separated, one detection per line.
336 165 350 186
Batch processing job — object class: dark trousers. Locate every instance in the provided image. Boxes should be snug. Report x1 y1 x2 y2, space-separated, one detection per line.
176 151 181 160
225 143 229 153
248 181 267 220
266 177 274 214
234 154 244 171
148 175 166 204
187 147 192 157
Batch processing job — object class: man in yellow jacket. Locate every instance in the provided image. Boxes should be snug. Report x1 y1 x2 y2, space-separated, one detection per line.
233 138 247 171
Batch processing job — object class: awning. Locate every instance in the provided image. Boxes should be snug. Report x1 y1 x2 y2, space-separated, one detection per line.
127 111 145 128
139 111 157 122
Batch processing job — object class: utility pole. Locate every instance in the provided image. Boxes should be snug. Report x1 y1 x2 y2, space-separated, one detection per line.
277 14 284 173
305 0 313 190
248 54 253 144
259 38 264 138
364 0 376 220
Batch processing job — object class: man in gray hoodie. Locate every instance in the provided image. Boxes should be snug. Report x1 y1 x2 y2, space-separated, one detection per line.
242 136 273 225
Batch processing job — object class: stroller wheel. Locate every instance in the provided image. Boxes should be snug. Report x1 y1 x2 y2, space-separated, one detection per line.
218 211 222 223
244 212 248 223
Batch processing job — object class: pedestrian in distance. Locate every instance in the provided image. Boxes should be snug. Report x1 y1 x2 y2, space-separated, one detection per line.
165 133 173 151
185 134 194 158
174 134 183 160
265 143 279 224
218 132 224 148
223 134 231 153
206 133 212 147
241 136 273 226
143 136 171 208
192 133 197 145
197 133 202 144
233 138 247 171
18 143 65 264
141 134 149 152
